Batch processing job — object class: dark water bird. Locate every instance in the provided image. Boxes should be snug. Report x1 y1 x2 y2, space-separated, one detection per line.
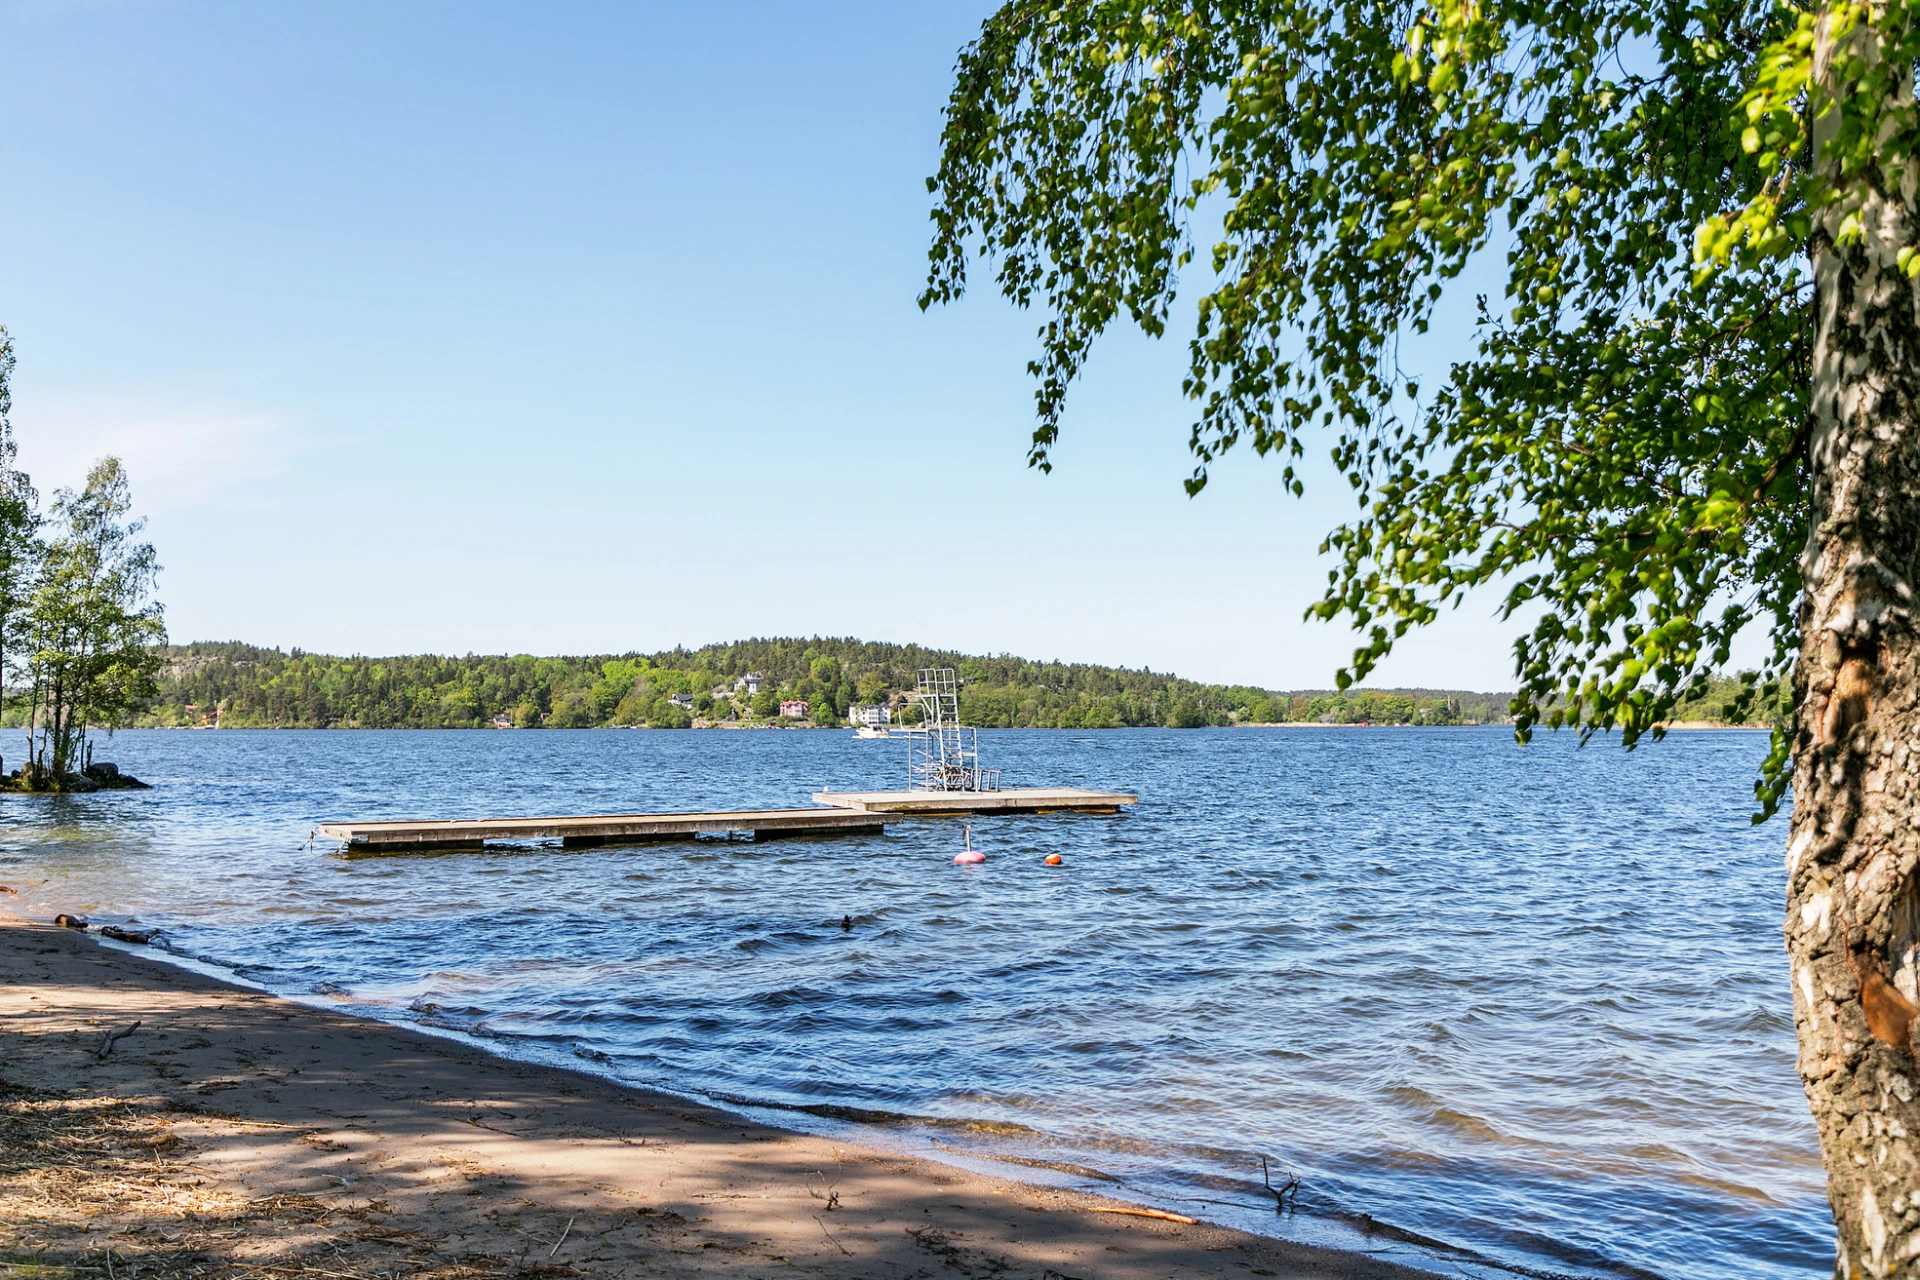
841 915 852 931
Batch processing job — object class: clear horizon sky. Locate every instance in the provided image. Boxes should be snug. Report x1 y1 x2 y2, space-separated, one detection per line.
0 3 1745 692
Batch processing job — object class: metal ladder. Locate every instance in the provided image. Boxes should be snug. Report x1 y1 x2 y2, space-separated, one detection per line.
906 668 1000 792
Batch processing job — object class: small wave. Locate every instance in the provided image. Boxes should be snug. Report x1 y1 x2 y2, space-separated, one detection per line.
1385 1085 1525 1147
694 1089 1052 1140
927 1143 1120 1182
1323 1208 1665 1280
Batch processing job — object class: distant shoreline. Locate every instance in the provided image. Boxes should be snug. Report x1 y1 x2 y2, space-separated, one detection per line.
1237 721 1768 730
1232 720 1502 728
144 639 1518 733
116 720 1772 732
132 721 1532 731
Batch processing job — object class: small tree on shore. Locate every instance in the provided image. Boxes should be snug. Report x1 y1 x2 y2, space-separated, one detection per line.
23 457 166 786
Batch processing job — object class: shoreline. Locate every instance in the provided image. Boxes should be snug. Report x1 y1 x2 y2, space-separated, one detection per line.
1 909 1439 1280
100 721 1775 733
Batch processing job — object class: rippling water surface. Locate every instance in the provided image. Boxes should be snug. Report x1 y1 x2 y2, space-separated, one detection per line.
0 727 1825 1279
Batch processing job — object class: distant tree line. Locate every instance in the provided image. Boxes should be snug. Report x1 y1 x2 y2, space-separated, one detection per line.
132 636 1523 730
1669 674 1791 729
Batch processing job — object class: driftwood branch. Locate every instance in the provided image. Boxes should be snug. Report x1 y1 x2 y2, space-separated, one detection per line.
96 1021 141 1060
1086 1206 1198 1224
813 1215 853 1255
1262 1156 1300 1212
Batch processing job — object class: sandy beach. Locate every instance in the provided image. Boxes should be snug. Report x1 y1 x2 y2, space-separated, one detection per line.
0 909 1434 1280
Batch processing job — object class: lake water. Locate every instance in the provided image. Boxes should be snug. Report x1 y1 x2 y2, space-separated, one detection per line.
0 727 1826 1280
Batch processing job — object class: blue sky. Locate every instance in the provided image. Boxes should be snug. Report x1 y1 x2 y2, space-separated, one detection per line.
3 2 1564 690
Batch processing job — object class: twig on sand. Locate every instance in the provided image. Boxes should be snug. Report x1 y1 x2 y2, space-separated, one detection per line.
96 1021 142 1060
813 1214 853 1256
549 1216 575 1257
1086 1206 1197 1225
806 1170 840 1209
1261 1156 1300 1212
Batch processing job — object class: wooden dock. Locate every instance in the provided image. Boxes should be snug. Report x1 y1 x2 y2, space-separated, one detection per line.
316 807 894 854
812 787 1137 816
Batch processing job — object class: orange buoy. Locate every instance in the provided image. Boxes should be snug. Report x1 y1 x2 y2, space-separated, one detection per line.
1044 853 1062 866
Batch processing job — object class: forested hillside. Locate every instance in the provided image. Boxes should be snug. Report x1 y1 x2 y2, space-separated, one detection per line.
137 638 1521 729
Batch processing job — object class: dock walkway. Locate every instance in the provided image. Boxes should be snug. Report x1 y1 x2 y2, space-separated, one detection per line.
813 787 1137 815
316 807 893 854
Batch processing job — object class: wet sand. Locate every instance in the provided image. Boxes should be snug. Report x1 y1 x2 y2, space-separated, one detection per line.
0 909 1434 1280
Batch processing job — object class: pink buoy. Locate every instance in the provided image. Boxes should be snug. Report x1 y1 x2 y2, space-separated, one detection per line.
954 824 986 864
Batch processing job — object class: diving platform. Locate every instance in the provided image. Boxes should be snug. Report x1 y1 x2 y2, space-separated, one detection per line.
813 787 1137 816
316 807 894 854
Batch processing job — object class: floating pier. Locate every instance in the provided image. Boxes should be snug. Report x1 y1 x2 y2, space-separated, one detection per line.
316 807 894 854
813 787 1137 816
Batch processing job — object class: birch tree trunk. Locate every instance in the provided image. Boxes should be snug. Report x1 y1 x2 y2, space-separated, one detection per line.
1788 12 1920 1274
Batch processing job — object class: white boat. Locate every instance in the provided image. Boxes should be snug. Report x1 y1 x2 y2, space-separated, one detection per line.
853 724 891 740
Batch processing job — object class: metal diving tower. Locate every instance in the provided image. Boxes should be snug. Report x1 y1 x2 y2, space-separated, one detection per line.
905 668 1000 792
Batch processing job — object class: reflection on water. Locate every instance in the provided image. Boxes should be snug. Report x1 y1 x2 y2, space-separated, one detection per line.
0 727 1825 1279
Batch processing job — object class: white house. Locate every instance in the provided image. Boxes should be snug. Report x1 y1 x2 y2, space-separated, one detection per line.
734 674 764 695
779 699 809 719
669 692 696 711
848 704 891 727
